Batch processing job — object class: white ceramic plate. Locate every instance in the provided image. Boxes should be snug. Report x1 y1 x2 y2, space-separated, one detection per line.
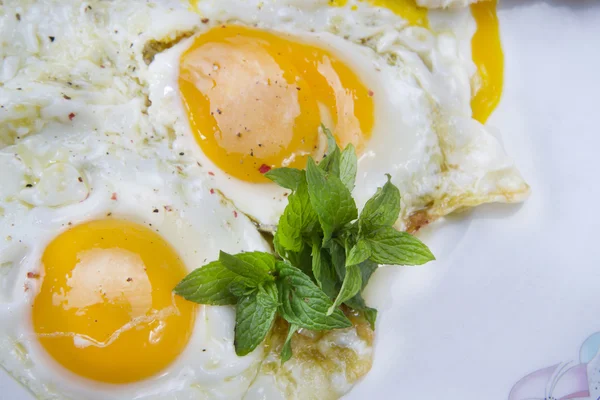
3 1 600 399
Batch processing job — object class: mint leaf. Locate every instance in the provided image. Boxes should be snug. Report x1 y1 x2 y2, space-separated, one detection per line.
276 262 352 331
306 157 358 243
346 239 372 267
174 261 238 305
359 174 401 232
256 282 279 309
331 243 377 291
281 323 298 364
345 294 377 330
318 125 341 176
319 147 340 177
276 180 318 252
219 251 275 284
236 252 277 273
328 264 361 315
363 307 377 329
339 144 357 192
276 236 313 277
311 238 339 299
229 278 257 297
265 168 304 191
356 259 378 289
323 124 337 152
343 260 378 330
273 233 287 260
334 258 378 326
329 239 347 281
366 226 435 265
234 283 278 356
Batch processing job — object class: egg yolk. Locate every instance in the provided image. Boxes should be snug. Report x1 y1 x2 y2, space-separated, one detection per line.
32 219 195 384
471 0 504 123
179 25 374 183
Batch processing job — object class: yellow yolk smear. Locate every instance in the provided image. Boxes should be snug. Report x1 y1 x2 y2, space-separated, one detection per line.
471 0 504 123
32 219 195 384
179 25 374 183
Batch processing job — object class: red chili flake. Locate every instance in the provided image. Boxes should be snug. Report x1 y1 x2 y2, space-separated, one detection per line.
68 112 76 121
208 171 215 176
210 189 215 194
27 272 39 279
164 205 172 212
111 192 118 200
368 90 374 97
201 18 210 23
233 211 238 218
258 164 271 174
126 277 133 282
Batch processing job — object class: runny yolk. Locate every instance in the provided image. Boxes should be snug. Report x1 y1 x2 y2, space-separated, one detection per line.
471 0 504 124
32 219 195 384
179 25 375 183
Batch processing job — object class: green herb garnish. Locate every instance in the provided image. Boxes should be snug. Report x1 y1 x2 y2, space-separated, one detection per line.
173 125 435 362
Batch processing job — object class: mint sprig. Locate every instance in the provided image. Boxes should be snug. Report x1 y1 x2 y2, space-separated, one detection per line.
173 125 435 362
173 261 238 305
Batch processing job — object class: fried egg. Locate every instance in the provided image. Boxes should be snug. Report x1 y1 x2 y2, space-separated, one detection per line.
0 44 273 397
148 0 528 232
0 145 271 399
0 1 374 399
